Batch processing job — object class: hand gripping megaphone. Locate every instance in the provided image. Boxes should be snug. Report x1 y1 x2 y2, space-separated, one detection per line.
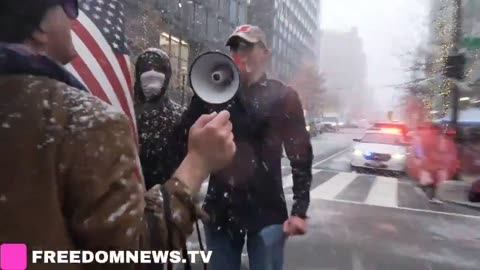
189 52 240 104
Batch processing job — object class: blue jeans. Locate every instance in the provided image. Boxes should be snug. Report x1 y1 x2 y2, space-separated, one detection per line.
204 224 287 270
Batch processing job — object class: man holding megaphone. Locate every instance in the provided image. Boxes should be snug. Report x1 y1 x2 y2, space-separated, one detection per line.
178 25 313 270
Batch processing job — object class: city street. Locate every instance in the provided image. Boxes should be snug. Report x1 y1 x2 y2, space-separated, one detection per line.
289 130 480 270
190 129 480 270
5 0 480 269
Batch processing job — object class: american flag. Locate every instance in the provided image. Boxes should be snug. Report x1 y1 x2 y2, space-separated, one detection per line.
65 0 136 135
65 0 143 181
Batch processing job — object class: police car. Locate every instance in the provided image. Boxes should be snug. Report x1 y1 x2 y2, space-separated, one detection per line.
351 127 410 173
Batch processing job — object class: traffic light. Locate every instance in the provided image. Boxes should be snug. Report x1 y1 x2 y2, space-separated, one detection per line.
443 54 466 80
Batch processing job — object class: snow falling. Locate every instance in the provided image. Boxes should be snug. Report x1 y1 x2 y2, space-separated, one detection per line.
0 2 478 269
107 201 131 223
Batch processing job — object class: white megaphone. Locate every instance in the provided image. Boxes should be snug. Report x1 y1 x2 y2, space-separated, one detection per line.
189 52 240 104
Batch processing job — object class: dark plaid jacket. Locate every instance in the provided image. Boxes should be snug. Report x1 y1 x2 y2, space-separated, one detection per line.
176 75 313 234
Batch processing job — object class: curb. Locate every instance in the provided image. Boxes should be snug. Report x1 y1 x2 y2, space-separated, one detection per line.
444 199 480 211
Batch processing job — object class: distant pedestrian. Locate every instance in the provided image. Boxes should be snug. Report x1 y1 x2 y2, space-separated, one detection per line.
417 124 455 203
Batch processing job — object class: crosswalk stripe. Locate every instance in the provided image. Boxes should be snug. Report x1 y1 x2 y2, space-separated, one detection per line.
283 168 480 218
310 172 357 199
365 176 398 207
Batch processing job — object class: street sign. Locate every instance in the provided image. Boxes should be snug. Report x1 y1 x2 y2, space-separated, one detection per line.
463 37 480 51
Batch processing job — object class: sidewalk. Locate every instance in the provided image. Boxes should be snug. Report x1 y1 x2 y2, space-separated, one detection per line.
437 180 480 210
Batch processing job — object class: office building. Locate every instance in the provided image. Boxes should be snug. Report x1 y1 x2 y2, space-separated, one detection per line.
248 0 321 81
125 0 248 103
318 28 368 120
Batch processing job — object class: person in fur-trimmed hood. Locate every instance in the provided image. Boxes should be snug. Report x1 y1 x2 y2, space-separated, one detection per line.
134 48 185 189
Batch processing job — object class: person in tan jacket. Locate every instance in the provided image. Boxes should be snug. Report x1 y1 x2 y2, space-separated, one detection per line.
0 0 236 269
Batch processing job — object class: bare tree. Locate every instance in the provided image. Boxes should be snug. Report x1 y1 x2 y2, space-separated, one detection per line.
290 64 328 118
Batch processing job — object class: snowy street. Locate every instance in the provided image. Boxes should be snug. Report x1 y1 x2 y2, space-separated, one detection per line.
191 129 480 270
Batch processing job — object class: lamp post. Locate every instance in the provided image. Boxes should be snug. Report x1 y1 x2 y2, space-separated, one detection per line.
449 0 464 141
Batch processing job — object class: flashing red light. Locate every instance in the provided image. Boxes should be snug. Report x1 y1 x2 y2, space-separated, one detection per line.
380 128 402 135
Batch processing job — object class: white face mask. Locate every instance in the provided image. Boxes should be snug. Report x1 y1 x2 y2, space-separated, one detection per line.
140 70 166 100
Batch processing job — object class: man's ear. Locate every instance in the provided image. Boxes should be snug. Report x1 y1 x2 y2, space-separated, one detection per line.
30 26 49 48
264 48 272 59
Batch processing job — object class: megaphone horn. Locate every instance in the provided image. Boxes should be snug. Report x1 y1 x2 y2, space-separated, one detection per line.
189 52 240 104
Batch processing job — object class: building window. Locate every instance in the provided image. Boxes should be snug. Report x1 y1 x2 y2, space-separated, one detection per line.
183 0 194 33
238 2 247 24
221 0 232 18
208 11 218 40
160 32 189 90
160 32 170 53
168 0 180 17
193 4 206 39
230 0 238 24
209 0 218 9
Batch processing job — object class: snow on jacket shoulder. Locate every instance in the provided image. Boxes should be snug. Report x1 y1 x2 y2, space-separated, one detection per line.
0 75 199 270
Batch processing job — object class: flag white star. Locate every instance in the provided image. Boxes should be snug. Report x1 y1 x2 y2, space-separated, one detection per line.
95 6 101 12
116 26 122 31
103 27 110 34
115 34 121 40
109 3 115 9
93 13 100 20
113 42 119 49
107 11 114 17
98 0 104 4
106 19 112 25
82 3 90 11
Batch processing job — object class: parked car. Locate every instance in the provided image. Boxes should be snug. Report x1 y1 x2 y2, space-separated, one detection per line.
306 121 321 137
321 117 340 132
469 179 480 202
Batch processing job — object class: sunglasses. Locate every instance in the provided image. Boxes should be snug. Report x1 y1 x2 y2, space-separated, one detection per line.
61 0 79 20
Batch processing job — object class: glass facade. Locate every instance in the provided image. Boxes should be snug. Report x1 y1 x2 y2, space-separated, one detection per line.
137 0 248 99
249 0 320 81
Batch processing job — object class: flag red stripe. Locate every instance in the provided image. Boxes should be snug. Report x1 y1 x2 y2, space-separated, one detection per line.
70 56 110 103
117 56 142 182
71 21 134 127
116 55 136 129
117 55 139 143
117 55 133 97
